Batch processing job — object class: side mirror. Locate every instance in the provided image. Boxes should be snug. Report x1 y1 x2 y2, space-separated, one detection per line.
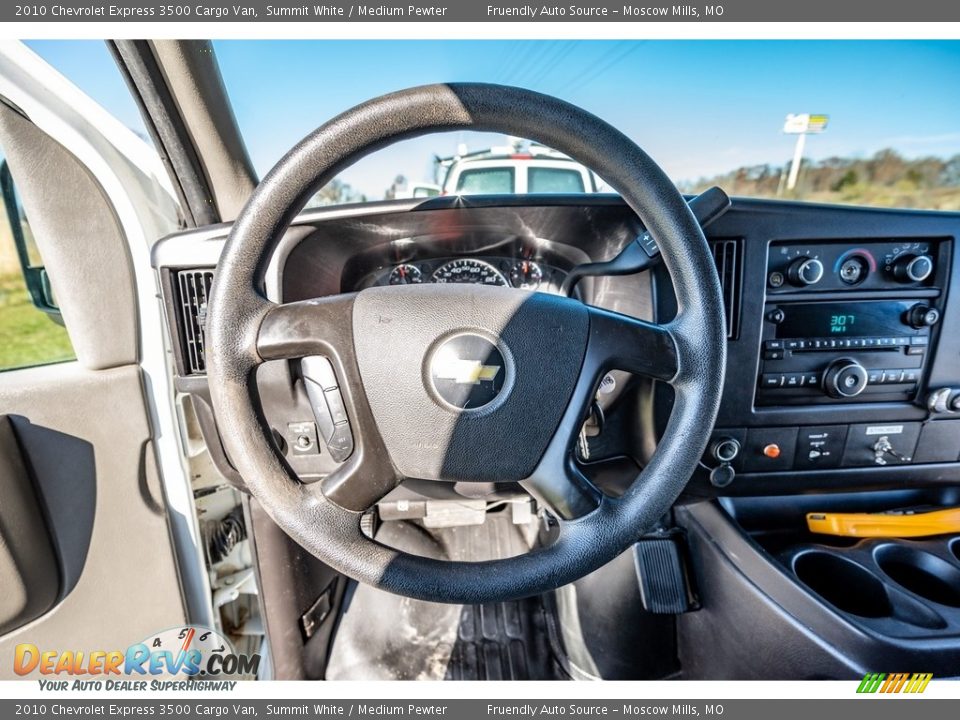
1 159 62 324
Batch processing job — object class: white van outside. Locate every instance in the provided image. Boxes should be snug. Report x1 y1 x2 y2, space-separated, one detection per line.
439 143 600 195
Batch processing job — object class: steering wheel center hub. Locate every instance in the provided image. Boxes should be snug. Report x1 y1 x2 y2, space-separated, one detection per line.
426 331 513 413
352 284 588 483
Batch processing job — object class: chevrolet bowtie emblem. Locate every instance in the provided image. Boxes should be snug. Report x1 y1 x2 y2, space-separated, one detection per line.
432 358 501 385
428 333 509 411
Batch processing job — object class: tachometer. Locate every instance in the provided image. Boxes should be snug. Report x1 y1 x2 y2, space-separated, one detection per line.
432 259 508 286
388 264 423 285
509 260 543 289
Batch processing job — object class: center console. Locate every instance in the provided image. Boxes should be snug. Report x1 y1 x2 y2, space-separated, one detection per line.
647 203 960 677
757 239 947 407
675 492 960 679
704 236 958 483
653 201 960 494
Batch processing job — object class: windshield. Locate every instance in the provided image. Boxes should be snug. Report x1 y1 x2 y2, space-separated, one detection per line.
29 40 960 211
212 40 960 210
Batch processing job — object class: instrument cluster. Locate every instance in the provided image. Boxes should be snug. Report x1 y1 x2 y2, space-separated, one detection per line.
370 256 567 294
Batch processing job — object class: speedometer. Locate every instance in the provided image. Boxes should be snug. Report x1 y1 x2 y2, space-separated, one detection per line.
432 259 509 286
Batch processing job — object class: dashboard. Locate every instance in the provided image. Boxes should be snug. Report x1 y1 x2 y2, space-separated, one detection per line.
152 195 960 499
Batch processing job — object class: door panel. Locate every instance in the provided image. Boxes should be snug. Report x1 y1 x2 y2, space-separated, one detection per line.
0 414 59 636
0 362 186 678
9 414 96 601
0 43 193 677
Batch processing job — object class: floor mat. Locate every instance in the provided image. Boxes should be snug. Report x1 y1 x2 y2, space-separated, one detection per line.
326 585 566 680
445 597 564 680
325 515 567 680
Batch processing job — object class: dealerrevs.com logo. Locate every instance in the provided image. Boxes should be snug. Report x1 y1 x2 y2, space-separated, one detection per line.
14 626 260 690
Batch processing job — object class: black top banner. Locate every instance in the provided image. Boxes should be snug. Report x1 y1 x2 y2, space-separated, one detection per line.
6 0 960 22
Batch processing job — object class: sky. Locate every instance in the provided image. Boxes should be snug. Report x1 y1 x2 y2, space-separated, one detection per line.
26 40 960 200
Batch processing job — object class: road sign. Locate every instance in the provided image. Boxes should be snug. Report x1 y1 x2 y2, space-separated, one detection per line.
784 113 829 134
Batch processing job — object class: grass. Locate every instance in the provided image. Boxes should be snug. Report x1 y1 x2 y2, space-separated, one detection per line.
779 186 960 211
0 272 74 371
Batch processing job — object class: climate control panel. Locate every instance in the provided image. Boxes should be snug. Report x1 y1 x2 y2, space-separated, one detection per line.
767 238 945 293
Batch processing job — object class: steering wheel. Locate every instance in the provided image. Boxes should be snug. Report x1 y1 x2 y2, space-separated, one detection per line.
206 84 725 604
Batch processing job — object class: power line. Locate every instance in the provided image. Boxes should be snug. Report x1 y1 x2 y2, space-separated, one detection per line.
563 42 644 95
525 40 578 89
509 41 557 87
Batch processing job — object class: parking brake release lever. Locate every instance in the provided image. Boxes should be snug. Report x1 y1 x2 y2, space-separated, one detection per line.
561 186 732 296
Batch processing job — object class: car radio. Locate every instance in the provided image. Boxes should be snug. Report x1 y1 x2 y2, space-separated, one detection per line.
757 299 939 405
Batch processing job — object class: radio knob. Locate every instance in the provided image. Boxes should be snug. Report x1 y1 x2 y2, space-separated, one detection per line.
907 303 940 329
893 254 934 283
824 359 869 399
787 257 824 286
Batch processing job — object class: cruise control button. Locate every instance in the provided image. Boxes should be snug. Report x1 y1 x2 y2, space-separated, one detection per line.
327 423 354 462
301 355 339 391
304 379 336 440
324 388 349 425
301 356 355 463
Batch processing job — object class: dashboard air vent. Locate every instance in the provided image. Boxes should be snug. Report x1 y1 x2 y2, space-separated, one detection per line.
711 240 742 340
175 269 214 374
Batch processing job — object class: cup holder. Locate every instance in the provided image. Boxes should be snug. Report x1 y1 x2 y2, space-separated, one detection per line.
794 551 893 618
876 545 960 608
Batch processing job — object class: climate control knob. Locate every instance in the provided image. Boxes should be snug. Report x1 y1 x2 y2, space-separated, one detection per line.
787 257 824 286
824 359 869 399
892 254 934 283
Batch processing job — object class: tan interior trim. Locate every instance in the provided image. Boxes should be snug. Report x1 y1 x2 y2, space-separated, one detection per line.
0 104 139 370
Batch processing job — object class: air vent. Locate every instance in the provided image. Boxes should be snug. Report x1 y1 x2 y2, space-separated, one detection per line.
175 269 214 374
711 240 742 340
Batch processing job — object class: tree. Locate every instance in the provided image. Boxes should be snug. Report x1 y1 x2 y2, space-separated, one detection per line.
304 178 365 208
384 175 408 200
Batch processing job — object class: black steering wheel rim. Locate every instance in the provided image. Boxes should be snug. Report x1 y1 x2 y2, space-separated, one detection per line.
205 83 726 604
